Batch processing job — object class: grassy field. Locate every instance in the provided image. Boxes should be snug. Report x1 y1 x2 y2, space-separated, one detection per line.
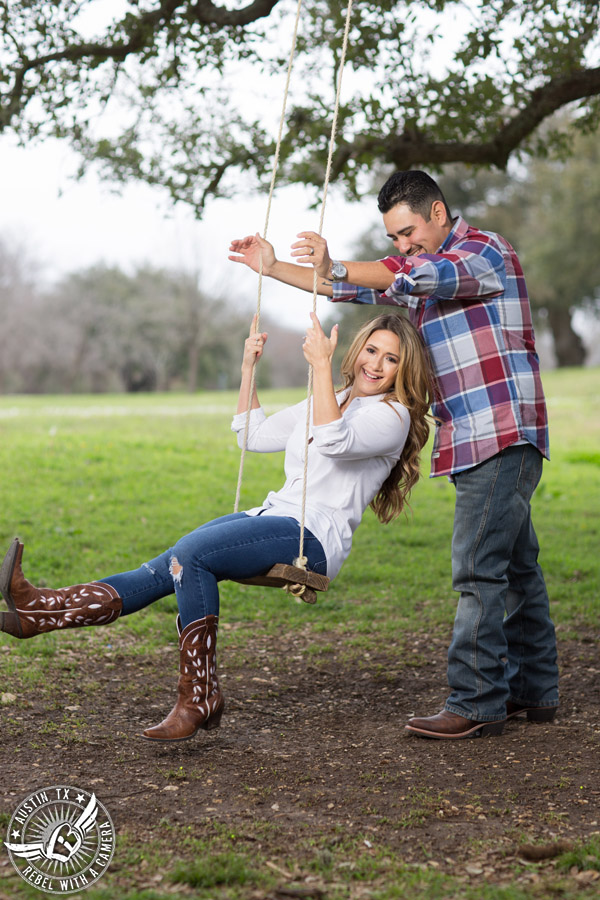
0 368 598 642
0 368 599 900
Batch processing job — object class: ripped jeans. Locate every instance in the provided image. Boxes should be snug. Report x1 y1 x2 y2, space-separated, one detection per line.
100 512 328 629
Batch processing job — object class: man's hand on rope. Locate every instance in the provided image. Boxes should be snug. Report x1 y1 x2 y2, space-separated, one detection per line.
291 232 332 279
242 315 268 372
302 312 338 368
229 234 276 275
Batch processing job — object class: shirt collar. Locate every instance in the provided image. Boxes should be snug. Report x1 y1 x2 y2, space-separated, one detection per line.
439 215 469 252
336 386 390 408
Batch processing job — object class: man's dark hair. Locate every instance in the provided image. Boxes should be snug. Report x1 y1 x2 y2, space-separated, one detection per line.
377 170 452 220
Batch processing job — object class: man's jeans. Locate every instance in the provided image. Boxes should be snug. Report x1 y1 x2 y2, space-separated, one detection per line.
102 512 327 629
446 444 559 721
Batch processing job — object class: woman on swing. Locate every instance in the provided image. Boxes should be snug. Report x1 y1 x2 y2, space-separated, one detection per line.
0 311 433 742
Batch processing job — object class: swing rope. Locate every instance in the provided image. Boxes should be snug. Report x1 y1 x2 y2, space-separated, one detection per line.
233 0 304 515
296 0 355 570
234 0 355 595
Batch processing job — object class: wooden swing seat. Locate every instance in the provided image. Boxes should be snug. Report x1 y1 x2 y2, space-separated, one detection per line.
234 564 330 605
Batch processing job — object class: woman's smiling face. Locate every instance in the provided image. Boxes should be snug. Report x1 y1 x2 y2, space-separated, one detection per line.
352 329 401 398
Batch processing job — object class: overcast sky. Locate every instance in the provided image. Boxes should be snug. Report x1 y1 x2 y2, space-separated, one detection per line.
0 133 379 333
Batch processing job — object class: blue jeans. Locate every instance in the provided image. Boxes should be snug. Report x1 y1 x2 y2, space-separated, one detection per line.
446 444 559 721
101 513 327 629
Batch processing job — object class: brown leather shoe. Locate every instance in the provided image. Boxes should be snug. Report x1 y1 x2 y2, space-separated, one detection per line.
405 709 506 740
0 539 121 639
142 615 224 741
506 702 558 722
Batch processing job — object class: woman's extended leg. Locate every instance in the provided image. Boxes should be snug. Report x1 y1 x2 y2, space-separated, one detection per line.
0 512 326 639
0 515 251 638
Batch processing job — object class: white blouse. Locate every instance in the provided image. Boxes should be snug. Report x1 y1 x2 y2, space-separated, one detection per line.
231 389 410 580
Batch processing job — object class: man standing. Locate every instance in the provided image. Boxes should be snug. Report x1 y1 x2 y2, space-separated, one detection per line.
229 170 559 739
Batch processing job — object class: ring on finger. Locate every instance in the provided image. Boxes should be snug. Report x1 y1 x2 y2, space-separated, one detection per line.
309 247 315 256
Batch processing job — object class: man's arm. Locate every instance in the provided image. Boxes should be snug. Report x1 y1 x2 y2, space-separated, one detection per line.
291 231 395 291
229 232 395 296
291 228 508 305
229 233 332 295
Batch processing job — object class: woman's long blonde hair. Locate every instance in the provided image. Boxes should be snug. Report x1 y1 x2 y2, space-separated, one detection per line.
339 313 435 523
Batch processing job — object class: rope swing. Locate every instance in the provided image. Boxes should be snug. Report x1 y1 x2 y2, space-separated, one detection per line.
233 0 355 604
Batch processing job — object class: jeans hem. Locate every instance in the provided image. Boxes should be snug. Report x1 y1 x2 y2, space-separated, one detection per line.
445 703 507 723
509 696 559 708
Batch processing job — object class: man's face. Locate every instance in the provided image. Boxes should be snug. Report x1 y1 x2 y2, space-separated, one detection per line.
382 200 451 257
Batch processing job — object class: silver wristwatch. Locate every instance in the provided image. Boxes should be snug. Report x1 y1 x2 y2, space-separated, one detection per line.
330 260 348 282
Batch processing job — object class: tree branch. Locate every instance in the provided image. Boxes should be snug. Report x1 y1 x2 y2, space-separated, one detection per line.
1 0 283 129
331 66 600 175
189 0 281 27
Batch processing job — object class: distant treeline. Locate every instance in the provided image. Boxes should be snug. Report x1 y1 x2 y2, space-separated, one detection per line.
0 252 309 394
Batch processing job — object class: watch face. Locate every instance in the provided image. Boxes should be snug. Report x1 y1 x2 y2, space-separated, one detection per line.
332 262 348 280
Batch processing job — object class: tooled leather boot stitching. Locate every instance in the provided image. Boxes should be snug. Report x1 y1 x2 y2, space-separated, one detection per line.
0 539 122 639
142 614 224 741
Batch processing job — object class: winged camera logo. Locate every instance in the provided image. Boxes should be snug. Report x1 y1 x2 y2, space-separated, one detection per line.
4 785 115 894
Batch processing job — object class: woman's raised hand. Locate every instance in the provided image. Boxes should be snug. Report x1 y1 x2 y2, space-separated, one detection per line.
302 312 338 368
229 234 277 275
242 315 268 371
290 232 332 279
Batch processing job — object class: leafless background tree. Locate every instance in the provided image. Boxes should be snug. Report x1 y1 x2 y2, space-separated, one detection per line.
0 247 311 393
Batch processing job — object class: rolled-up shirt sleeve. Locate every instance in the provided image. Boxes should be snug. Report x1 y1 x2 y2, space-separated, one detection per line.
382 243 505 305
312 401 410 460
231 402 304 452
331 282 401 307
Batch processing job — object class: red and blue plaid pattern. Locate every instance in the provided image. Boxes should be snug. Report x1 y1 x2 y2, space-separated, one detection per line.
331 216 549 478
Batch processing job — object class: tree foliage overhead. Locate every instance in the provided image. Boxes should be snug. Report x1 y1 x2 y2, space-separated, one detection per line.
1 1 599 213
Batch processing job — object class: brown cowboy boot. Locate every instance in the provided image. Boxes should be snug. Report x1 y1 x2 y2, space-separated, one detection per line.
142 614 224 741
0 539 122 639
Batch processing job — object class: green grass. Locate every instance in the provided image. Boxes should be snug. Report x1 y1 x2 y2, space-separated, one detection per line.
171 850 260 888
3 827 600 900
555 835 600 873
0 369 598 653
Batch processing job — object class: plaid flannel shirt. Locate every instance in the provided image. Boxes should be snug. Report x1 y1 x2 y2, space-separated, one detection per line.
331 216 549 478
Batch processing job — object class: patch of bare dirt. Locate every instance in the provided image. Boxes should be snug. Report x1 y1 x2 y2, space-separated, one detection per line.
1 625 599 891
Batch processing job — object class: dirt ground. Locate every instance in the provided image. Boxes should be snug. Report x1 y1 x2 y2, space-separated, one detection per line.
1 624 599 895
